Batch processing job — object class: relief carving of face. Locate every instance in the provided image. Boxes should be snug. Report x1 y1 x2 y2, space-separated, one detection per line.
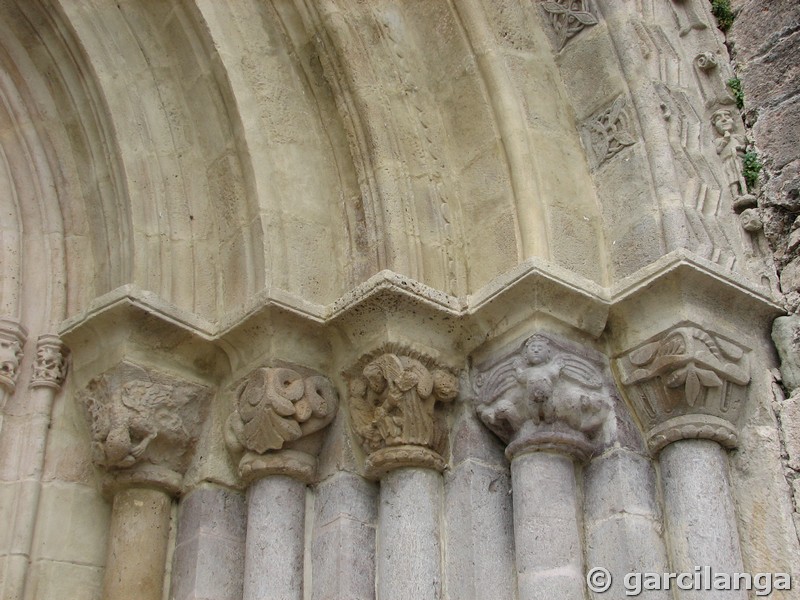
712 109 734 134
525 336 551 365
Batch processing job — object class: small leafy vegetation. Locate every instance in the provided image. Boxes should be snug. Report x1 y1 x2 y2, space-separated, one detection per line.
727 77 744 110
710 0 735 32
743 150 762 191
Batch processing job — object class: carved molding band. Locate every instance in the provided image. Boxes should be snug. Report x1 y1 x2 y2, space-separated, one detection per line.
30 335 68 390
474 333 613 462
347 351 458 478
80 361 211 495
225 367 338 483
0 317 27 394
617 325 750 453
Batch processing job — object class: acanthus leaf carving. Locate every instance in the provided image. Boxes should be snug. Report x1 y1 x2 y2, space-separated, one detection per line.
617 326 751 453
541 0 598 51
225 367 338 483
347 351 458 477
474 333 613 461
79 362 211 494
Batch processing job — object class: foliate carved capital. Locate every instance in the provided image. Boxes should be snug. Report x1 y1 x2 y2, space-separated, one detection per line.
616 326 750 453
474 333 613 462
0 318 27 394
224 367 339 484
79 362 211 495
347 350 459 478
30 335 68 390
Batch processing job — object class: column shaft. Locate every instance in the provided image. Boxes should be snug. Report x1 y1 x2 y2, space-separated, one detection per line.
243 475 306 600
103 487 172 600
377 467 443 600
660 439 747 599
511 451 584 600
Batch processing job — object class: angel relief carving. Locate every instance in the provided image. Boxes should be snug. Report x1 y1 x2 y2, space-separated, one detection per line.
224 367 338 481
475 334 612 460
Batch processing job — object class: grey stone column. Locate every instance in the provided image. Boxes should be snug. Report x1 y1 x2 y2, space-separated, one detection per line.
346 351 460 600
377 466 443 600
617 325 752 599
243 474 306 600
660 439 747 599
510 450 584 600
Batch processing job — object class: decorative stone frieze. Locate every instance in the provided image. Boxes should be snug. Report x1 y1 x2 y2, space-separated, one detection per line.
30 334 68 389
347 350 458 477
541 0 598 50
80 361 211 494
582 96 637 168
475 333 613 461
617 325 750 453
225 367 338 483
0 317 27 395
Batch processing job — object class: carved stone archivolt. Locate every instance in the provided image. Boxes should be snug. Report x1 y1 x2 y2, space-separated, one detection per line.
80 361 211 495
347 351 458 478
541 0 598 51
0 318 27 395
474 333 613 462
582 96 637 168
30 335 68 389
225 367 338 484
617 326 750 453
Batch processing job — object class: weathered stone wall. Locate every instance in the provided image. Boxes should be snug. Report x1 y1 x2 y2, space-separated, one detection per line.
728 0 800 545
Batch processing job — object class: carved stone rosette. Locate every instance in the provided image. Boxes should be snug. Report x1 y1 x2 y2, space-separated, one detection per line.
30 335 68 389
80 361 212 496
224 367 339 484
474 333 613 462
347 351 458 478
0 317 27 395
616 326 750 453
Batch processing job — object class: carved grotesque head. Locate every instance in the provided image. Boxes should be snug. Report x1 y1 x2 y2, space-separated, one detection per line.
524 335 551 365
0 338 22 380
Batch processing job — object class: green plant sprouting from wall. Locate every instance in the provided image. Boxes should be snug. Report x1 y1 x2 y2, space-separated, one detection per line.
743 150 762 192
727 77 744 110
710 0 735 32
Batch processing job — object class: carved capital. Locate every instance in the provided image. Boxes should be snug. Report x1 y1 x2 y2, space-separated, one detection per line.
30 335 68 390
346 350 458 477
79 362 211 495
474 333 613 462
616 326 750 453
0 318 27 394
225 367 339 484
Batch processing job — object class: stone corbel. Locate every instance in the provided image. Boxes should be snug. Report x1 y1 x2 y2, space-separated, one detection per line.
475 333 614 462
616 325 750 453
80 361 212 496
0 317 27 397
346 348 459 478
224 366 339 484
